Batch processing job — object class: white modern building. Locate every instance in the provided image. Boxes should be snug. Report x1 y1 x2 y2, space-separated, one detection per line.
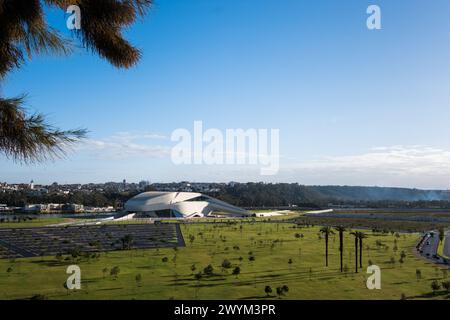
124 191 253 218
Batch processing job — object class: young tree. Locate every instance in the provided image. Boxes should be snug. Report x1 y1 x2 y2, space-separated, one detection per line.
135 274 142 287
399 250 406 266
431 280 441 294
221 259 232 270
203 264 214 276
232 266 241 278
121 234 134 250
276 285 289 299
416 269 422 281
276 287 284 299
110 266 120 279
264 285 272 297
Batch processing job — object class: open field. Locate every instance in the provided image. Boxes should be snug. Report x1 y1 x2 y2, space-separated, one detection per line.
0 221 448 300
293 216 450 233
332 209 450 218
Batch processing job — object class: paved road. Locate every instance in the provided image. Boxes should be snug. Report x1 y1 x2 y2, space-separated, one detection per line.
419 232 440 259
417 230 450 266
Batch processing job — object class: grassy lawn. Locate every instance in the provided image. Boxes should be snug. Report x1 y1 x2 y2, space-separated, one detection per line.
0 222 448 300
437 231 450 260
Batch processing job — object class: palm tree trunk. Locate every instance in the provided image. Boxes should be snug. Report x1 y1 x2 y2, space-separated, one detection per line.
325 234 329 267
339 231 343 272
354 236 358 273
359 237 363 268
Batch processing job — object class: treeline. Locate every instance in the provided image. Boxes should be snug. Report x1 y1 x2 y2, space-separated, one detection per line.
2 183 450 209
0 190 139 208
311 185 450 202
209 183 324 208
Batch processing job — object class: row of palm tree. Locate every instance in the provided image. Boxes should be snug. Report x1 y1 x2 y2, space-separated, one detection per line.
319 226 368 273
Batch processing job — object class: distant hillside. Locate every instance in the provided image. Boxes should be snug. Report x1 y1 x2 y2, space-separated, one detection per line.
310 186 450 202
213 183 450 208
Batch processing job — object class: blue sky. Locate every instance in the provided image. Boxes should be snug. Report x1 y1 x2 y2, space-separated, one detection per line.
2 0 450 188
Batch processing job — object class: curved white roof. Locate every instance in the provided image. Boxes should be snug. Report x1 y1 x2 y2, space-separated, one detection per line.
124 191 251 218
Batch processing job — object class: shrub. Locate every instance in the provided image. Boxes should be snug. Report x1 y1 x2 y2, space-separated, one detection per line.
135 274 142 286
416 269 422 281
204 264 214 276
221 259 232 269
431 280 441 293
276 285 289 298
110 266 120 278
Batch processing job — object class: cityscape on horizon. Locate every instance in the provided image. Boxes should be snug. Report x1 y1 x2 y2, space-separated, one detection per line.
3 179 450 192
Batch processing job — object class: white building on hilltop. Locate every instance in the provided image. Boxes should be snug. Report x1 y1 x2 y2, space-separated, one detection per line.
124 191 253 218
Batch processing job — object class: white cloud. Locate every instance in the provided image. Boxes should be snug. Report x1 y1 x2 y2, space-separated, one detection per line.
281 145 450 188
110 132 168 142
293 146 450 173
77 131 171 159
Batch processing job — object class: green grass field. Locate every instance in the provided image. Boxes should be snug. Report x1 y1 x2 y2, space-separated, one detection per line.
0 222 448 300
